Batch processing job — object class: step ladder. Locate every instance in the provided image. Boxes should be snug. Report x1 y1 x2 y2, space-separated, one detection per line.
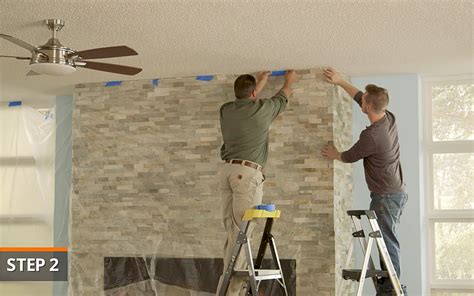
217 208 288 296
338 210 404 296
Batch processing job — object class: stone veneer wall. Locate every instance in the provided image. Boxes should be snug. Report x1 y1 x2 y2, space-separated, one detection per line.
71 68 353 295
332 86 355 295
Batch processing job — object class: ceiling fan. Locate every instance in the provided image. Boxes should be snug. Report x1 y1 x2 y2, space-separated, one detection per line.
0 19 142 76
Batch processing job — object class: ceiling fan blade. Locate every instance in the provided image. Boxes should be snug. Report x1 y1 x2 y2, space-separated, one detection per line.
78 61 142 75
26 70 40 76
0 55 30 60
0 34 37 52
68 46 138 59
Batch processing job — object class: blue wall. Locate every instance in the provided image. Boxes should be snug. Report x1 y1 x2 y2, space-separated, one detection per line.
54 95 73 296
350 75 425 295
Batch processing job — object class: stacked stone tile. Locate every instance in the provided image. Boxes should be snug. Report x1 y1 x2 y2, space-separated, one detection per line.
71 68 353 295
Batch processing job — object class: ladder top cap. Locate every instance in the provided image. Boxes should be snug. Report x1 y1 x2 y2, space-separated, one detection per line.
242 209 281 220
347 210 377 219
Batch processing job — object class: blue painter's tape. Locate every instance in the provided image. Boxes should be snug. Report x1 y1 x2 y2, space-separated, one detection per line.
105 81 122 87
271 70 286 76
196 75 213 81
152 79 159 87
256 204 276 212
8 101 22 107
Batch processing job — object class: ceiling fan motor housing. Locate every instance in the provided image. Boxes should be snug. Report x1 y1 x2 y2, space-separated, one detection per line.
32 38 76 65
30 40 77 75
29 19 78 75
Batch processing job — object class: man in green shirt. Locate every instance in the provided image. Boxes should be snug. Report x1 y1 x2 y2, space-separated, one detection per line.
216 70 297 295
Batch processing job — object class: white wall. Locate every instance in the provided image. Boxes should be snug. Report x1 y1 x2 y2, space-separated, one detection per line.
349 75 425 295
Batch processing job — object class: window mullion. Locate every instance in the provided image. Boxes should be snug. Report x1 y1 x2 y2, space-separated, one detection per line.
432 141 474 154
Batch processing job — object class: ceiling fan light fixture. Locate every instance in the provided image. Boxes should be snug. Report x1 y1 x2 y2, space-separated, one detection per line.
1 19 141 76
29 63 76 75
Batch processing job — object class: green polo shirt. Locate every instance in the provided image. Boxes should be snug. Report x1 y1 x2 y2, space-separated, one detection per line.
219 91 288 167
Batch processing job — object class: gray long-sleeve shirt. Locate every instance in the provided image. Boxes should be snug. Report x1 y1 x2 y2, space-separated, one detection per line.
220 91 288 167
341 91 405 194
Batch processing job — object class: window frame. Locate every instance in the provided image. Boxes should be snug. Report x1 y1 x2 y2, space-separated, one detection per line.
423 75 474 293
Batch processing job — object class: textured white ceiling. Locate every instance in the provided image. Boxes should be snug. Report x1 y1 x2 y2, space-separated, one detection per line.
0 0 472 105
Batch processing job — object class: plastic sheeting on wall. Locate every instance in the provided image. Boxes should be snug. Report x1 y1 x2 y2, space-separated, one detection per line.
0 105 58 296
0 105 56 239
0 102 297 296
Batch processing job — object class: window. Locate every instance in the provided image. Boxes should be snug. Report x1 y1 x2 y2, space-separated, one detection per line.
423 76 474 295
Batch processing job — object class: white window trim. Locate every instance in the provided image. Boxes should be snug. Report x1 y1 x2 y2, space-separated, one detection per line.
422 75 474 292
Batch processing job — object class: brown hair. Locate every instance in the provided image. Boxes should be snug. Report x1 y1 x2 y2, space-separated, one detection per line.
234 74 256 99
365 84 389 113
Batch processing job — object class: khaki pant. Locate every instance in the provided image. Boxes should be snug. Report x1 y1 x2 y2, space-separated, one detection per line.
216 162 265 296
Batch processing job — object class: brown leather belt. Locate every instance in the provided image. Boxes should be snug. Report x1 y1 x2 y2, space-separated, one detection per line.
225 159 263 172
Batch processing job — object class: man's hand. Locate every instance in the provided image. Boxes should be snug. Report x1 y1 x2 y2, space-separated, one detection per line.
280 70 297 97
323 68 343 85
257 71 271 82
323 67 360 98
284 70 297 84
321 143 342 161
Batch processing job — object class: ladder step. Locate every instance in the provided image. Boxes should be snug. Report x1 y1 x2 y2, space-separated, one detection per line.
233 269 283 281
255 269 282 276
255 274 283 281
342 269 389 281
255 269 283 281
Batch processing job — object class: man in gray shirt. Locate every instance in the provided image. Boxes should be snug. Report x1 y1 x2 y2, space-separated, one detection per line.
216 70 297 295
321 68 408 295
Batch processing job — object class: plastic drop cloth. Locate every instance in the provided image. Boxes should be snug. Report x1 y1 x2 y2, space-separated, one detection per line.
68 76 306 296
0 103 296 296
102 257 295 296
0 105 57 296
0 105 56 242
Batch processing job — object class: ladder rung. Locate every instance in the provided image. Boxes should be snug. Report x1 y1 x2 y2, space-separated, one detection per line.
255 269 282 276
342 269 389 281
255 269 283 281
233 269 283 281
255 275 281 281
255 273 283 281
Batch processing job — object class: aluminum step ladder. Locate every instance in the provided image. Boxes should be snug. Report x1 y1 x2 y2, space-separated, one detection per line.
217 208 288 296
338 210 404 296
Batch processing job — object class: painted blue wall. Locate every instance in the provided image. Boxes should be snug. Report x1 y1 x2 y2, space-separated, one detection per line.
54 95 73 296
349 75 425 295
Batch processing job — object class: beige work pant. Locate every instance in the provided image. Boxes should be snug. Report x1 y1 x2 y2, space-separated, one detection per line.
215 162 265 296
